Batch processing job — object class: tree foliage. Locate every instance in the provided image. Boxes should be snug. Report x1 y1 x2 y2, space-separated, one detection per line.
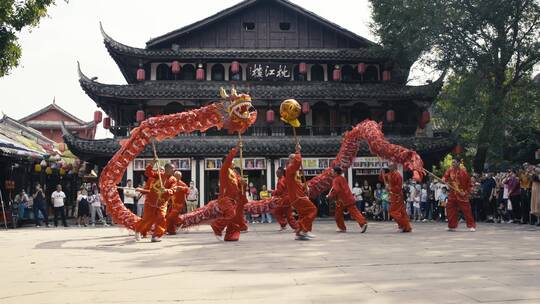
370 0 540 172
0 0 62 77
434 72 540 170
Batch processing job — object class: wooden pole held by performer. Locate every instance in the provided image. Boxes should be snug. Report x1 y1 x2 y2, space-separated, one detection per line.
238 132 245 193
151 139 164 191
292 126 308 193
422 168 461 193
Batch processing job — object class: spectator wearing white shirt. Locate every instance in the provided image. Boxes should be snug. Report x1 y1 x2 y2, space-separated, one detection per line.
136 182 146 217
51 184 68 227
123 179 137 213
430 180 444 221
413 183 422 221
186 181 199 212
89 189 108 227
406 181 416 216
420 183 429 222
352 182 363 212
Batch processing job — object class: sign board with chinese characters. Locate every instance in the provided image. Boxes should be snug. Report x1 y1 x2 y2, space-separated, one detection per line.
205 158 266 171
279 158 334 170
247 63 292 81
133 158 191 171
352 157 389 175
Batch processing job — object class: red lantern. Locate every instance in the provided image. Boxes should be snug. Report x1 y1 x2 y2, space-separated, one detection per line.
357 63 366 74
136 67 145 81
299 62 307 74
93 110 102 124
302 102 310 114
419 120 426 129
453 144 462 155
136 110 145 123
196 64 205 81
266 109 275 124
333 66 341 81
171 61 181 74
386 109 395 122
422 110 431 124
383 70 391 81
103 117 111 129
231 61 240 75
5 180 15 190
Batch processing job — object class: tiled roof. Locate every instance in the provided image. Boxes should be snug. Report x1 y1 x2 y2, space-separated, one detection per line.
78 64 442 102
64 131 455 166
101 24 386 62
19 101 89 125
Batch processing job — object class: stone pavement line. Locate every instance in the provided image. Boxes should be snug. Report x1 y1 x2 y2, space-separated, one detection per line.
0 221 539 304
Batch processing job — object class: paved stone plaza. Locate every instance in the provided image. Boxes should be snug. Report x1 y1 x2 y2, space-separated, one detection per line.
1 221 540 304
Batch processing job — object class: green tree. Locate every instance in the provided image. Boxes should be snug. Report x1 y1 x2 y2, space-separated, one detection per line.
0 0 63 77
434 72 540 170
370 0 540 172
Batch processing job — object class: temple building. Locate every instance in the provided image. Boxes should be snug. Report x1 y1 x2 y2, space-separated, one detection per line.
65 0 454 206
20 100 98 143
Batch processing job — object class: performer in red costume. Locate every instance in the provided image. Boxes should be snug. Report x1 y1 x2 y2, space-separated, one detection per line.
224 168 248 241
272 167 299 232
165 171 189 235
210 146 242 241
442 158 476 232
379 162 412 233
286 146 317 241
327 166 368 233
134 160 177 242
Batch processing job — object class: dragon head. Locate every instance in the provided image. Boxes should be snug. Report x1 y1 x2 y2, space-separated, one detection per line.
218 87 257 133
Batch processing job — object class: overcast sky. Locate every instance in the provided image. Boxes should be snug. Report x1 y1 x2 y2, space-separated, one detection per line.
0 0 383 139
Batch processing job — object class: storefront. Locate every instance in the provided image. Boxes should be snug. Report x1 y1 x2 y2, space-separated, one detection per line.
202 157 271 202
351 157 403 187
128 158 194 187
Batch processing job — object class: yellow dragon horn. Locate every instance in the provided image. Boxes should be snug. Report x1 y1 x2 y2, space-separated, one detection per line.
231 87 238 98
219 87 229 99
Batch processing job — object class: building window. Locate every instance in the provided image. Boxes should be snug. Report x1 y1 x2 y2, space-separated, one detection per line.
364 65 379 82
180 64 196 80
156 63 171 81
342 65 354 81
293 65 305 81
279 22 291 31
311 64 324 81
229 65 242 81
243 22 255 31
211 64 225 81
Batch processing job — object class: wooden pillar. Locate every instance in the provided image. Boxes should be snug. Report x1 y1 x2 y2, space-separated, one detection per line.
266 158 272 190
198 159 205 207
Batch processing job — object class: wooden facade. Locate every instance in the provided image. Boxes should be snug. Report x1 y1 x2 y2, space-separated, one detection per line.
148 2 366 50
69 0 453 204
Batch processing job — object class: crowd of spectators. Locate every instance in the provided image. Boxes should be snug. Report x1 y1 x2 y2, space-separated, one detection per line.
344 163 540 226
4 162 539 229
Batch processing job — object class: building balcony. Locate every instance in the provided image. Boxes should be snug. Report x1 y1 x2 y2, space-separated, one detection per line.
111 123 417 138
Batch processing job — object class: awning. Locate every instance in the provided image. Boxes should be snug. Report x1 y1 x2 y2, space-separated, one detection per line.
0 135 44 159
